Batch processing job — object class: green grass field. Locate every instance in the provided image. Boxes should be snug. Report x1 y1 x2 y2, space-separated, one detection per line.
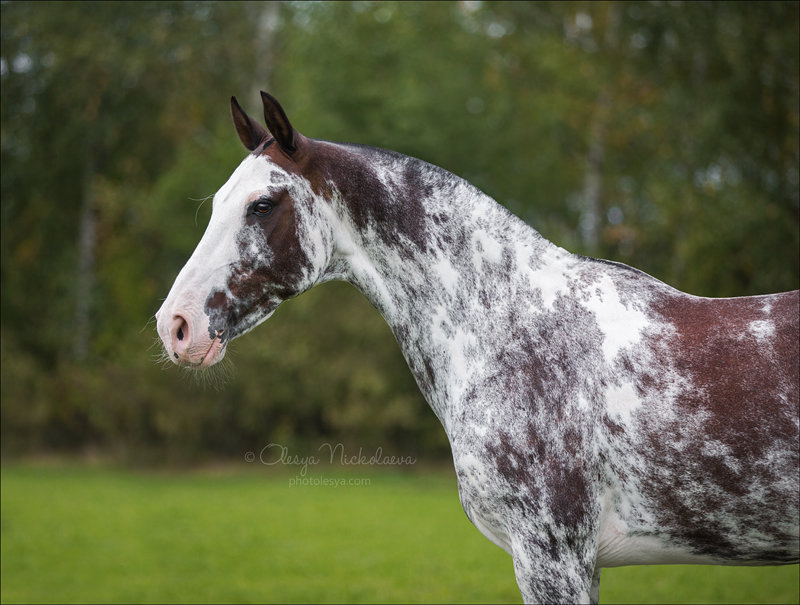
1 463 797 604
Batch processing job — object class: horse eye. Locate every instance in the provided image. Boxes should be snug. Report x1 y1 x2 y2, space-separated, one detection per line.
253 200 274 216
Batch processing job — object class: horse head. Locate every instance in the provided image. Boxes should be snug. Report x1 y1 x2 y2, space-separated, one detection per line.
156 93 337 368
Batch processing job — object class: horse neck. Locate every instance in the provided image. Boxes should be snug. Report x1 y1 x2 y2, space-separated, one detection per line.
326 145 570 430
344 188 558 321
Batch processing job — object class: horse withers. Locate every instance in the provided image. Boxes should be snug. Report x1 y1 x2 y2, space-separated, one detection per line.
156 92 799 603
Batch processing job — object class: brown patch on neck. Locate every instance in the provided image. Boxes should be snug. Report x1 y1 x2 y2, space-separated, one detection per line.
300 140 432 254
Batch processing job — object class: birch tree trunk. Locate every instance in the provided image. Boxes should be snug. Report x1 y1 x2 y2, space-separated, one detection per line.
73 141 96 361
579 3 621 253
249 1 280 102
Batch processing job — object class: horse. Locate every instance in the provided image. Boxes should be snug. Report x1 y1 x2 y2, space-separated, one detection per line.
156 92 799 603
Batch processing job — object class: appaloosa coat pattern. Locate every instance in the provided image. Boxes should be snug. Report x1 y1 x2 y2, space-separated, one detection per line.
157 93 799 603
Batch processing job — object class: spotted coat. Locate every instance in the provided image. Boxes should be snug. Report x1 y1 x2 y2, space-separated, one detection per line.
156 93 799 603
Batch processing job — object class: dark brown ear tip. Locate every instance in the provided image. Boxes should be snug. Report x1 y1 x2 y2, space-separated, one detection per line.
230 94 269 152
230 95 245 117
260 91 284 113
260 91 297 155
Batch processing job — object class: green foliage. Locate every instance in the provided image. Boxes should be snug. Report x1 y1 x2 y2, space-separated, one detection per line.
2 464 798 604
1 1 798 459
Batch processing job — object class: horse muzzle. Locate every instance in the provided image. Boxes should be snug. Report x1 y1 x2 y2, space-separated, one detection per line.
156 308 227 368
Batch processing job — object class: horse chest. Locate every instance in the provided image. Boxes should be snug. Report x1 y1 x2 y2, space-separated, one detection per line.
448 385 603 552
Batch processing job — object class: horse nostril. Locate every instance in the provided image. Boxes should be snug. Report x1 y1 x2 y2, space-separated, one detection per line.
171 315 191 359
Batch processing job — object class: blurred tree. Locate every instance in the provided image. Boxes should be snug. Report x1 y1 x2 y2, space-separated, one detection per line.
1 1 266 458
1 1 797 461
621 1 800 296
0 1 289 362
279 1 798 296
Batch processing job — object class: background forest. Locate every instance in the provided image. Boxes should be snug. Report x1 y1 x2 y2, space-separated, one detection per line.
2 1 798 464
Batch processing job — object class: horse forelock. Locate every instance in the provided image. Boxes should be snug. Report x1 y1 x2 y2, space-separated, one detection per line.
251 137 275 155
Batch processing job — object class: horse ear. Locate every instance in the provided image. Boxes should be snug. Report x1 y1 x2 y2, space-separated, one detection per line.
231 96 269 151
260 91 297 155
